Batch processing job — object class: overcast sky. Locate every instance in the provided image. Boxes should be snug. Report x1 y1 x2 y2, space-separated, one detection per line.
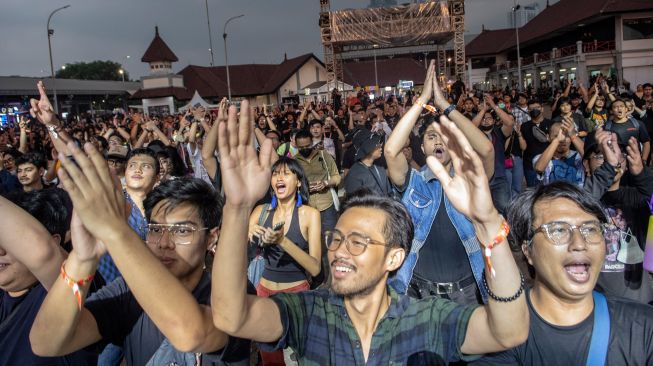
0 0 553 79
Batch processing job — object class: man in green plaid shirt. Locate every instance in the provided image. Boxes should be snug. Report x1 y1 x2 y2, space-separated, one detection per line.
211 65 529 365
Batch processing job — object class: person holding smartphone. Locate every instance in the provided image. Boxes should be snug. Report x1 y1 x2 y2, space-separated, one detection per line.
248 156 322 365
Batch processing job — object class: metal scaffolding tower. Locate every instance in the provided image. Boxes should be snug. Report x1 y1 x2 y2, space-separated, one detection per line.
319 0 343 91
318 0 465 89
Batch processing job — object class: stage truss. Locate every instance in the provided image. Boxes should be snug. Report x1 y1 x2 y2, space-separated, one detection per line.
319 0 466 90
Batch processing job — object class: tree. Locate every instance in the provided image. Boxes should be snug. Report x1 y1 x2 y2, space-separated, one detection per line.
55 60 129 81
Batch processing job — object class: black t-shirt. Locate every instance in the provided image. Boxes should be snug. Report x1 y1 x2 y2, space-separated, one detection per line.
0 284 98 366
472 291 653 365
488 128 507 178
413 194 472 283
85 272 250 366
606 118 651 145
521 119 552 171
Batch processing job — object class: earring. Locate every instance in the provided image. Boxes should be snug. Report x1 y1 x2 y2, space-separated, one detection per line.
296 192 303 207
271 195 278 209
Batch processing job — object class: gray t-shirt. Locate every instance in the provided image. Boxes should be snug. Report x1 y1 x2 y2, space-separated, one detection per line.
85 272 250 365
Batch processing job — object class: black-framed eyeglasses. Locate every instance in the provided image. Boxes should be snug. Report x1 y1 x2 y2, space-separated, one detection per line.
324 229 388 256
144 223 208 246
529 221 606 246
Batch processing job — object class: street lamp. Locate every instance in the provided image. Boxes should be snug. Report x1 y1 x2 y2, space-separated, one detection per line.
512 1 523 92
223 14 244 101
119 69 125 83
47 4 71 115
447 57 452 80
373 44 379 93
205 0 215 66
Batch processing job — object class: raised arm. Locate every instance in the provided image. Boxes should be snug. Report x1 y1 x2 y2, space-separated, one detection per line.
425 117 528 354
0 195 65 289
534 130 563 173
211 100 284 342
434 75 495 178
385 61 436 187
202 99 228 181
44 141 229 353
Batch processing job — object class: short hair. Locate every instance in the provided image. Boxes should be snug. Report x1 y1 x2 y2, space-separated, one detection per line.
127 148 160 175
341 191 413 254
506 181 608 250
418 114 438 142
3 148 23 160
308 119 323 128
144 177 223 230
7 188 71 249
16 152 47 170
611 98 627 108
265 130 282 141
271 156 310 205
643 83 652 89
558 97 571 108
294 129 313 142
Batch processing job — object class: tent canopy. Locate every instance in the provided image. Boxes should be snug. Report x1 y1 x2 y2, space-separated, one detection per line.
178 90 218 112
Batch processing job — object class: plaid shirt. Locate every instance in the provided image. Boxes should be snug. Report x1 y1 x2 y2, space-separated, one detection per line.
259 286 479 365
97 192 148 283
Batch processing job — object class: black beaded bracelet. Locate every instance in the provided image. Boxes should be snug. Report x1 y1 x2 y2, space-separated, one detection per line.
482 272 525 302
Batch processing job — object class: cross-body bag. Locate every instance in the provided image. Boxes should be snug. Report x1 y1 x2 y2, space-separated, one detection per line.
585 291 610 366
319 151 340 211
247 204 270 287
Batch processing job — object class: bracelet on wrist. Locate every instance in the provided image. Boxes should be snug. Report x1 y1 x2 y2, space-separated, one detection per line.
482 271 525 302
443 104 456 117
60 261 95 310
417 101 438 115
479 218 510 278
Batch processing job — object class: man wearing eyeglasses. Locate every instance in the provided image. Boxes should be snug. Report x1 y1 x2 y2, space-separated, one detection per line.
211 100 528 364
473 181 653 365
31 166 250 365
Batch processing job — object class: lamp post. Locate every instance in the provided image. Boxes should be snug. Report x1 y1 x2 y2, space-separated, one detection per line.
119 69 125 83
373 44 379 93
47 4 71 115
223 14 244 101
447 57 452 80
512 1 523 92
205 0 215 66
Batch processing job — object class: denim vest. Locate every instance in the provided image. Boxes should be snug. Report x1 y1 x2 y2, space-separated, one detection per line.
388 167 488 303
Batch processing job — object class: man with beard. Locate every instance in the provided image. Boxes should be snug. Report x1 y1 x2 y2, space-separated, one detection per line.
473 182 653 365
383 61 495 305
210 99 528 365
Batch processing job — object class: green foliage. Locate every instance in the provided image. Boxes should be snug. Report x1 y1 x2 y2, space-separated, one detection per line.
55 60 129 81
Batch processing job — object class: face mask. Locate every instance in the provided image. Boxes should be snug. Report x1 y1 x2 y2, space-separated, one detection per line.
298 148 313 158
480 124 494 132
530 109 542 119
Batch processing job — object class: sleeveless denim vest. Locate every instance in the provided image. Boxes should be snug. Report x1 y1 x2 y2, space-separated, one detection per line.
388 167 488 303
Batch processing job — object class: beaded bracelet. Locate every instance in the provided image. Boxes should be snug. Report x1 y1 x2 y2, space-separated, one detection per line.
60 261 95 310
482 271 525 303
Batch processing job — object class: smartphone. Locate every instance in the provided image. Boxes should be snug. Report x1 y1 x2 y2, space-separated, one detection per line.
272 221 285 231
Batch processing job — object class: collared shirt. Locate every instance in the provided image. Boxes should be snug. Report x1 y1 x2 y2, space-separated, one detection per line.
296 150 340 211
259 286 479 365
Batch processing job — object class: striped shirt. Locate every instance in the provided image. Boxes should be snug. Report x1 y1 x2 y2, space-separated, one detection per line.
259 286 480 365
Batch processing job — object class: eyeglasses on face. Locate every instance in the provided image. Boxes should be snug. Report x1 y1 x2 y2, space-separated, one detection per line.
144 223 208 246
529 221 606 246
324 229 388 256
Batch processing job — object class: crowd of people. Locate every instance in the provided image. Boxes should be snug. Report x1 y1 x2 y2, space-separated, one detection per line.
2 61 653 366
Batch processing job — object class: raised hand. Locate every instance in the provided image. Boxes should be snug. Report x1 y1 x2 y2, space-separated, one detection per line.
70 210 107 263
57 141 127 244
218 100 274 208
192 106 206 122
418 60 435 105
595 128 621 167
29 81 58 126
424 116 498 225
625 136 643 175
561 116 576 136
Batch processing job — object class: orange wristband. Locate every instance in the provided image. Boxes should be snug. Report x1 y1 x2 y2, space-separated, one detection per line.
60 261 95 310
417 102 438 114
480 219 510 278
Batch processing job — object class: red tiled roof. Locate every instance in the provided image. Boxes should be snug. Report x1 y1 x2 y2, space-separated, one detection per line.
131 87 191 100
465 28 516 57
466 0 653 57
178 54 323 97
141 26 179 63
343 58 427 87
